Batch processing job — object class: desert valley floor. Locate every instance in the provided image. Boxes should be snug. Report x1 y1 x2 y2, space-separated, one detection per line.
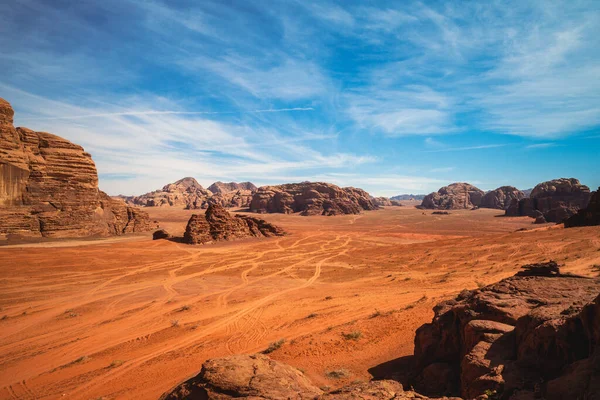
1 206 599 399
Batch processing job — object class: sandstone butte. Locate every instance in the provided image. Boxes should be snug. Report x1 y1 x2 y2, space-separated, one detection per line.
564 187 600 227
183 203 285 245
371 196 403 207
0 97 156 239
479 186 525 210
122 178 256 209
421 182 485 210
249 182 378 216
505 178 592 223
161 262 600 400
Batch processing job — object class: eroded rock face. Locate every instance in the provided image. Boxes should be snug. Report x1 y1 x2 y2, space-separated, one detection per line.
159 354 459 400
505 178 592 223
183 204 284 245
480 186 525 210
207 181 257 194
0 97 155 239
371 197 403 207
249 182 377 216
565 188 600 227
413 264 600 399
421 183 484 210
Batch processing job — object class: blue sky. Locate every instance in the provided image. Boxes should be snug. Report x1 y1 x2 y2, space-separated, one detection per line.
1 0 598 196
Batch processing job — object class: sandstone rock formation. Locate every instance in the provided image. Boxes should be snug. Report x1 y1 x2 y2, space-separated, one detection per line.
505 178 592 223
249 182 377 216
0 97 155 239
207 181 257 194
125 179 256 210
183 204 284 244
125 177 213 209
413 263 600 399
564 187 600 227
479 186 525 210
160 354 460 400
421 183 484 210
152 229 171 240
371 196 403 207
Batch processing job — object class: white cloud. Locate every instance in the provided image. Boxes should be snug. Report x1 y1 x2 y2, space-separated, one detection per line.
4 84 373 195
345 86 456 136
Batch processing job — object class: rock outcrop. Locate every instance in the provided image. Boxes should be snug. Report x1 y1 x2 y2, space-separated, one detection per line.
421 183 484 210
505 178 592 223
152 229 171 240
183 204 284 245
371 197 403 207
207 181 257 194
0 97 155 239
249 182 377 216
412 262 600 399
564 188 600 227
160 354 459 400
124 177 213 209
479 186 525 210
125 179 256 209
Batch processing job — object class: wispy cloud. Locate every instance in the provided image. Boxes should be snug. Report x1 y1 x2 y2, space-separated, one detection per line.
20 107 315 121
525 143 558 149
424 144 506 153
4 85 371 195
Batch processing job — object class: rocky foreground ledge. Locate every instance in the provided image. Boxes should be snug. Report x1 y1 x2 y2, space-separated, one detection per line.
160 263 599 400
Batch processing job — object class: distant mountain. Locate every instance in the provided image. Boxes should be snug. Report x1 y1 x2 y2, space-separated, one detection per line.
390 194 426 201
207 181 257 194
522 188 533 198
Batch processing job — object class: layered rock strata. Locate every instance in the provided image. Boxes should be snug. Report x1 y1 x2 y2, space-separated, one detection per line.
0 97 155 239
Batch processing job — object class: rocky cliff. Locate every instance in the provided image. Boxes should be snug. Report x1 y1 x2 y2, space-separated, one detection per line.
183 204 284 244
479 186 525 210
412 262 600 399
249 182 377 216
505 178 591 223
564 187 600 227
0 97 155 239
421 183 484 210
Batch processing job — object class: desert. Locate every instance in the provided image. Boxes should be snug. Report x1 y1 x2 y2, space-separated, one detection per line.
2 1 600 399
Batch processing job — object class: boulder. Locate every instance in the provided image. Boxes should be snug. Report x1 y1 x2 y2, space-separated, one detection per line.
159 354 322 400
564 188 600 227
249 182 377 216
183 204 284 245
0 97 155 239
152 229 171 240
480 186 525 210
412 263 600 399
421 183 484 210
505 178 592 223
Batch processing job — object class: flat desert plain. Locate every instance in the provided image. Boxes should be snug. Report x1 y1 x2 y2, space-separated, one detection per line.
1 207 599 399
